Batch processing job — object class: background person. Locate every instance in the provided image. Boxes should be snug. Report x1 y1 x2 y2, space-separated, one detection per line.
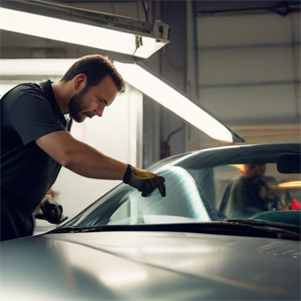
225 163 278 218
0 54 166 241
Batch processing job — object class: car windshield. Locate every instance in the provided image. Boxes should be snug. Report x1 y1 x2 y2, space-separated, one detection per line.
64 144 301 229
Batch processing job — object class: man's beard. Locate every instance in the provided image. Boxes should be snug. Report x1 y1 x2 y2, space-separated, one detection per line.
68 87 88 122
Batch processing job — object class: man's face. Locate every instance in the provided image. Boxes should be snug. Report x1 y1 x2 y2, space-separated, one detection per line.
69 75 119 123
244 163 266 179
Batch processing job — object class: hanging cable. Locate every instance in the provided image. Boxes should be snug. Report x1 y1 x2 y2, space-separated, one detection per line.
141 0 148 22
161 124 185 159
110 0 116 15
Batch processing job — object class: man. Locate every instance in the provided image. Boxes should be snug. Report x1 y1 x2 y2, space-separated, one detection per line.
0 54 166 241
224 163 275 218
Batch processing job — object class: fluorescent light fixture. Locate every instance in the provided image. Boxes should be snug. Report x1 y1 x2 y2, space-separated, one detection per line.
0 59 75 76
0 59 235 142
114 61 233 142
0 7 168 59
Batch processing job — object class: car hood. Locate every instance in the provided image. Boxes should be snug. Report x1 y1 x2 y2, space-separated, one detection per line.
1 231 300 300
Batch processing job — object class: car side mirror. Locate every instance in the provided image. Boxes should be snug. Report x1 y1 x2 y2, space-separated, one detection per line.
277 154 301 173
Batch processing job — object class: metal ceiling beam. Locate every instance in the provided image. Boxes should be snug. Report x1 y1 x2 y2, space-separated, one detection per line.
196 0 300 16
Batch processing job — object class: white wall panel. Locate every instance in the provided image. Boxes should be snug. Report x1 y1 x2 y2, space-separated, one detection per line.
292 12 301 43
198 46 294 85
199 84 296 122
197 11 300 127
197 13 292 48
0 84 19 97
296 83 301 117
294 45 300 81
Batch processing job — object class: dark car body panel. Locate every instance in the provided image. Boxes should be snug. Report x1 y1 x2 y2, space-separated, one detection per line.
1 231 300 300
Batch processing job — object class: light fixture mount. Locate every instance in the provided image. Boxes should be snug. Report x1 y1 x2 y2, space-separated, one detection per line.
0 0 169 60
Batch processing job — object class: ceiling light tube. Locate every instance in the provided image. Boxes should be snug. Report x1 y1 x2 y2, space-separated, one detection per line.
0 59 75 76
0 7 168 59
0 59 238 142
114 61 234 142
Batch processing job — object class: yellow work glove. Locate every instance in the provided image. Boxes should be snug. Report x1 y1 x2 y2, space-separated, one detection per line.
123 164 166 197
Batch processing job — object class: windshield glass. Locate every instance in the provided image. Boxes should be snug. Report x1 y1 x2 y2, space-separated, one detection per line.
70 166 214 227
66 145 301 229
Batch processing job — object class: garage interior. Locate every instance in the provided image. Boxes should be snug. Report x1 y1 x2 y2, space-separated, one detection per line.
0 0 300 216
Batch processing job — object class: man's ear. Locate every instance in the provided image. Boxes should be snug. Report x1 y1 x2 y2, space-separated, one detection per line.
73 73 87 91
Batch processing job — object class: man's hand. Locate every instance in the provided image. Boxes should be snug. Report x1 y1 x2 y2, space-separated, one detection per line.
123 164 166 197
35 199 68 224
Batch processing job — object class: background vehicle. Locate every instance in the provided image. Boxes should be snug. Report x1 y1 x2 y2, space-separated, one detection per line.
1 143 300 300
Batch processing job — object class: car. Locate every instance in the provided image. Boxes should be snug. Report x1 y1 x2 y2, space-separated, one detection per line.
1 142 300 300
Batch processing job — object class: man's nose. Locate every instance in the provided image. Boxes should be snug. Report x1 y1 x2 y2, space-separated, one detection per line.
95 104 105 117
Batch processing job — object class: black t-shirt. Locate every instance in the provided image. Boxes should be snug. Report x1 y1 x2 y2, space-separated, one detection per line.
0 80 71 209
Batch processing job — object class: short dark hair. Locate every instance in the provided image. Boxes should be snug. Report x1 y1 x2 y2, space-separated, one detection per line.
60 54 125 92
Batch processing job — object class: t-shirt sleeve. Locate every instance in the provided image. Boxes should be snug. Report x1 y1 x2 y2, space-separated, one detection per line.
8 90 66 145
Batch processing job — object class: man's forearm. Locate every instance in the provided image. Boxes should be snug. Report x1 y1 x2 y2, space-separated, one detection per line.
62 141 128 180
36 130 127 180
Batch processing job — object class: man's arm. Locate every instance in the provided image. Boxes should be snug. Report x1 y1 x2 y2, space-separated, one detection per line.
36 130 166 197
44 187 54 199
36 130 127 179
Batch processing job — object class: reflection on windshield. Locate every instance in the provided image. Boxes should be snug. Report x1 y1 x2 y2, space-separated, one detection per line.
216 164 301 227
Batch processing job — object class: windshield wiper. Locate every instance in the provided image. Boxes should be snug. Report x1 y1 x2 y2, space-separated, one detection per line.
51 222 300 240
224 218 301 239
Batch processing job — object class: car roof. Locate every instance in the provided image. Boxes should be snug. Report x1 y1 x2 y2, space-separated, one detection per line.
150 142 301 170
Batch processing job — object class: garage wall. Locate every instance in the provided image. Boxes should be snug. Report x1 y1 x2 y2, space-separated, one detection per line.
196 11 301 142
